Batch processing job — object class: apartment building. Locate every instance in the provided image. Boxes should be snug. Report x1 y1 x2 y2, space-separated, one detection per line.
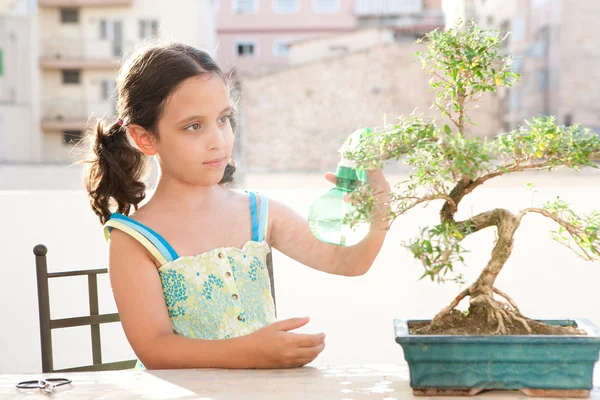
216 0 356 76
37 0 216 162
0 0 41 162
447 0 600 134
217 0 444 76
355 0 444 38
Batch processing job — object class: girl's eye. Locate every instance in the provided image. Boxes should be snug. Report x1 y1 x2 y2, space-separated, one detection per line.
185 123 201 131
219 115 232 124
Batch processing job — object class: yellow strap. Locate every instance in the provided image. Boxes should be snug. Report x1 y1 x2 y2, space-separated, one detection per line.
264 203 269 242
258 193 269 242
104 220 169 266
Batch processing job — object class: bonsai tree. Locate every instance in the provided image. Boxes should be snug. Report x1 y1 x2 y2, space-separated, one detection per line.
345 21 600 335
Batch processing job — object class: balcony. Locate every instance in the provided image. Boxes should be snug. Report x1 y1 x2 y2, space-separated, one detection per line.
357 9 444 32
40 37 123 70
38 0 133 7
355 0 424 16
41 98 116 131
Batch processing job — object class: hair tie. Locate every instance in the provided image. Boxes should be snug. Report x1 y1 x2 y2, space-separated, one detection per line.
117 119 124 126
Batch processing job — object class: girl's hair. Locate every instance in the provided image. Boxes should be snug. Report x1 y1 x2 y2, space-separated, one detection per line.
82 43 237 224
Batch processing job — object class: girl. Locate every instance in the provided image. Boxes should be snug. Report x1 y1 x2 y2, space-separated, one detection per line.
83 42 390 370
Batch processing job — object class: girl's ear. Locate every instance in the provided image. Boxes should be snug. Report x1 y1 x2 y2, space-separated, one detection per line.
128 124 158 156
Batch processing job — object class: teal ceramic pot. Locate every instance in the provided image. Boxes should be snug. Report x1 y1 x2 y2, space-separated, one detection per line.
394 318 600 396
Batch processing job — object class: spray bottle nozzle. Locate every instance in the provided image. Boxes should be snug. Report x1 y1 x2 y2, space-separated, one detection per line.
337 127 372 183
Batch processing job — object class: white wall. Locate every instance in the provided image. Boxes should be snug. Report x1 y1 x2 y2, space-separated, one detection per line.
2 174 600 373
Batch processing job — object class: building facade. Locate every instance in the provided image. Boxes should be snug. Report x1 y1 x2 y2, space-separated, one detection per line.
38 0 216 163
0 0 217 163
0 0 41 162
240 40 499 173
453 0 600 133
216 0 444 76
216 0 357 76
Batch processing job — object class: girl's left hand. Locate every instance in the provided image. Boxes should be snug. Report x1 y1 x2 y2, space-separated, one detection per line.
324 168 391 230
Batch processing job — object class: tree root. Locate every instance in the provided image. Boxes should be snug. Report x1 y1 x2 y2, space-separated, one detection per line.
470 293 531 334
422 286 587 336
430 288 470 326
493 287 521 314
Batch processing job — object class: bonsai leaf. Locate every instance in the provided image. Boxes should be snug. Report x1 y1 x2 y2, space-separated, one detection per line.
342 113 438 170
444 123 452 135
418 20 519 133
405 221 473 284
490 116 600 173
518 197 600 262
544 198 600 261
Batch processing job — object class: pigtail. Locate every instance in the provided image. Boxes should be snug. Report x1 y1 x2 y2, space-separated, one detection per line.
220 161 236 185
84 119 147 224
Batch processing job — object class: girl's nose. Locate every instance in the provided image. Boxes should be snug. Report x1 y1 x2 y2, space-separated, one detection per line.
207 125 226 149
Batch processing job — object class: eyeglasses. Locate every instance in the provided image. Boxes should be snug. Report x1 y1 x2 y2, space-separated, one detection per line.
16 378 72 393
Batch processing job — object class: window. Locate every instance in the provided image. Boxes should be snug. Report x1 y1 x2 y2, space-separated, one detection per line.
329 44 348 54
100 80 115 100
564 114 573 127
312 0 340 13
511 17 525 42
509 89 521 111
273 40 290 57
273 0 299 13
211 0 220 14
535 26 550 57
99 19 107 39
537 68 549 91
236 41 257 57
63 130 83 145
62 70 81 85
139 20 159 39
60 8 79 23
232 0 258 13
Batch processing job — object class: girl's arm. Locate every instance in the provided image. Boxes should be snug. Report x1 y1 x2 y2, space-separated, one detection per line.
268 168 391 277
107 230 325 369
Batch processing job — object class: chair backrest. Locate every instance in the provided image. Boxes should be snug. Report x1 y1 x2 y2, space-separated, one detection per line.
33 244 136 373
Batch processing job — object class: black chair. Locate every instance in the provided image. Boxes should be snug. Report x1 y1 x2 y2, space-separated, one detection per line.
33 244 136 372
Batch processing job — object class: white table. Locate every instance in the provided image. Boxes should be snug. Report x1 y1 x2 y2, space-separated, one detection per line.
1 365 599 399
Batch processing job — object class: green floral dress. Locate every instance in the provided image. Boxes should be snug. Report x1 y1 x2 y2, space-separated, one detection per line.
104 192 276 369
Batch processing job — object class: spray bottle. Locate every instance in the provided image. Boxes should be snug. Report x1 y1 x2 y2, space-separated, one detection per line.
308 128 372 246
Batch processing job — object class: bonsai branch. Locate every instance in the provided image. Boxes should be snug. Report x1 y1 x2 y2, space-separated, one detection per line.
440 176 473 223
438 160 553 224
434 101 460 128
457 92 466 134
388 193 457 230
475 161 552 187
517 208 600 261
432 70 451 85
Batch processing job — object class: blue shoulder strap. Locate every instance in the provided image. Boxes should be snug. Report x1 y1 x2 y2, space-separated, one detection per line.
248 191 259 242
106 213 179 263
248 191 269 242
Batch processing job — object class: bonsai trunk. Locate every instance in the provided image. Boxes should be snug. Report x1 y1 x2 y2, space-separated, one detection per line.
416 208 586 336
469 209 518 298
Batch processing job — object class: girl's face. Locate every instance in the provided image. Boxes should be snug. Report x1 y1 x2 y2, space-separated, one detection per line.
154 73 234 187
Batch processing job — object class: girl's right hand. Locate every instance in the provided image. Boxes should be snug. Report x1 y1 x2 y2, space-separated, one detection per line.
246 317 325 368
